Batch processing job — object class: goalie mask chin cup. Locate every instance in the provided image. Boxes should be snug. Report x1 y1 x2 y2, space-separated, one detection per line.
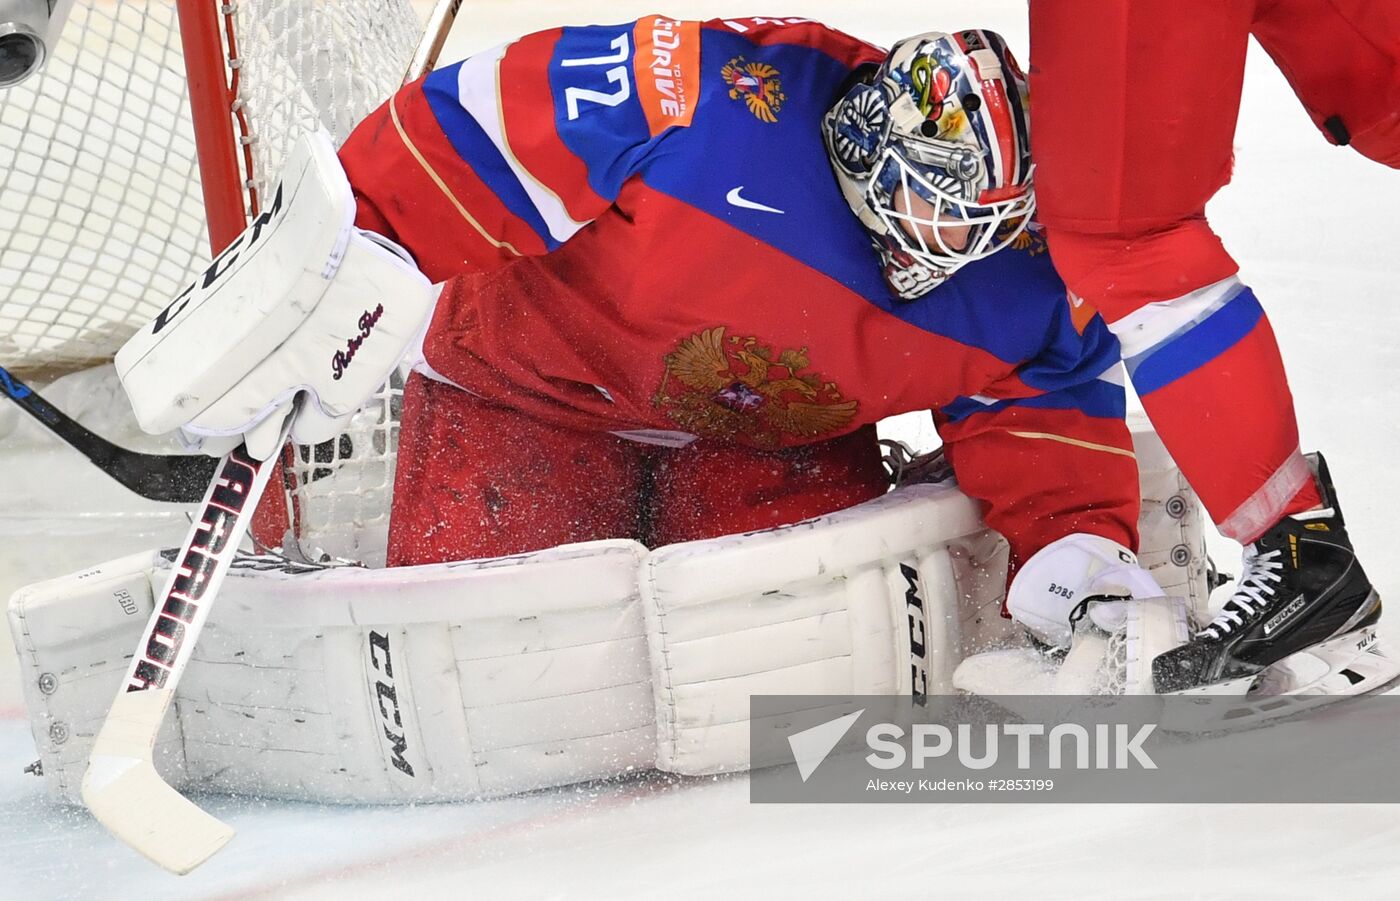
824 29 1035 300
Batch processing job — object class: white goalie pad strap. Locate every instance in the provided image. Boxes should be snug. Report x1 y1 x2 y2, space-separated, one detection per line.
10 542 653 805
1055 594 1190 695
114 132 437 458
642 482 1015 776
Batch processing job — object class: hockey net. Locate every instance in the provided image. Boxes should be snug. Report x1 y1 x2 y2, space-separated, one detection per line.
0 0 423 566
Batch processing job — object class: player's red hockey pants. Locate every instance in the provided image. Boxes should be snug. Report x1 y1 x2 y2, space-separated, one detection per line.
1030 0 1400 541
386 373 890 565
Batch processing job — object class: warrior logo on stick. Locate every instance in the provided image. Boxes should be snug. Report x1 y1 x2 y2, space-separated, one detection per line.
126 448 259 691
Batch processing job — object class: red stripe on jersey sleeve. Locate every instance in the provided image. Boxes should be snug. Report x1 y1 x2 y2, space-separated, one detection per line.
499 29 613 223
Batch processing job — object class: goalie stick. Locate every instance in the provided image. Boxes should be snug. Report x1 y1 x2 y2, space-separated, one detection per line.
78 0 463 874
0 364 217 503
80 423 289 873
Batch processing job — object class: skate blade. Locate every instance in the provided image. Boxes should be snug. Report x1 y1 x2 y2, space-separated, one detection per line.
1167 675 1255 698
1161 627 1400 732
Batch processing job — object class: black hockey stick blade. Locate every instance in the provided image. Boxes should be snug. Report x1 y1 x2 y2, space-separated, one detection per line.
0 364 219 503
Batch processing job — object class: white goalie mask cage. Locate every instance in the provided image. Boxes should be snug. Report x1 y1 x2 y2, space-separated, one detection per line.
824 29 1035 298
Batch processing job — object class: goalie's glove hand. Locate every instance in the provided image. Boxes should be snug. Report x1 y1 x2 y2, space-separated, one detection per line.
1007 533 1167 649
114 133 437 461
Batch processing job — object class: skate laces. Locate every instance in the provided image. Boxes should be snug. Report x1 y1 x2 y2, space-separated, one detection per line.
1198 545 1284 639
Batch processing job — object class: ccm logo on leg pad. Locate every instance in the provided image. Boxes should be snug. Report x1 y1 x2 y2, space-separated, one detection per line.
368 630 415 777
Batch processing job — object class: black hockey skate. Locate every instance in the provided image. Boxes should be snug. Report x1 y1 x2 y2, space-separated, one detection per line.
1153 453 1384 695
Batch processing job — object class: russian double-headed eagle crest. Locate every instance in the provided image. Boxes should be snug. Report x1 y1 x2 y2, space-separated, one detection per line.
721 56 786 123
653 327 858 446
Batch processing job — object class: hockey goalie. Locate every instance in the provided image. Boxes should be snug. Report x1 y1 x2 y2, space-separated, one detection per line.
12 18 1397 814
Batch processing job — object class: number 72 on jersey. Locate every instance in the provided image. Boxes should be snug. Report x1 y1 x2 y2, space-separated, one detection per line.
560 34 632 120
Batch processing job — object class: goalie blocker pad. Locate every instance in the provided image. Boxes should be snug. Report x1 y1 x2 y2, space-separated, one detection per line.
11 424 1208 803
114 132 437 458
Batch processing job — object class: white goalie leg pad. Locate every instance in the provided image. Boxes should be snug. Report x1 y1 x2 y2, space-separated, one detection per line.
115 131 437 459
8 552 187 804
1131 418 1212 626
10 541 654 805
189 542 654 802
642 481 1014 776
10 424 1216 800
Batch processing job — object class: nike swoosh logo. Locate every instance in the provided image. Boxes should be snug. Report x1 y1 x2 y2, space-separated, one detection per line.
726 186 784 214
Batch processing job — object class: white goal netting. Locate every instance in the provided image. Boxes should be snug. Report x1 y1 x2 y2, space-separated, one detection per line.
1 0 423 565
1 1 203 377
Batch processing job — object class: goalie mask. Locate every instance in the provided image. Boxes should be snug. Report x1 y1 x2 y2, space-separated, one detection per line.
823 30 1034 299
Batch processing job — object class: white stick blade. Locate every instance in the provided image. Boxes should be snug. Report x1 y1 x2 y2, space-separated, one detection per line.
82 689 234 874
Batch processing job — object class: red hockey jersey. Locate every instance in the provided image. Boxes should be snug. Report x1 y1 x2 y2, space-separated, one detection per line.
338 16 1142 562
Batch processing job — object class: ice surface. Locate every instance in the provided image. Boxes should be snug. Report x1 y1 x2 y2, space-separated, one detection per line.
5 1 1400 897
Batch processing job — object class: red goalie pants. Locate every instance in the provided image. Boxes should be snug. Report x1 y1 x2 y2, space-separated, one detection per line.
1029 0 1400 540
386 374 890 566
